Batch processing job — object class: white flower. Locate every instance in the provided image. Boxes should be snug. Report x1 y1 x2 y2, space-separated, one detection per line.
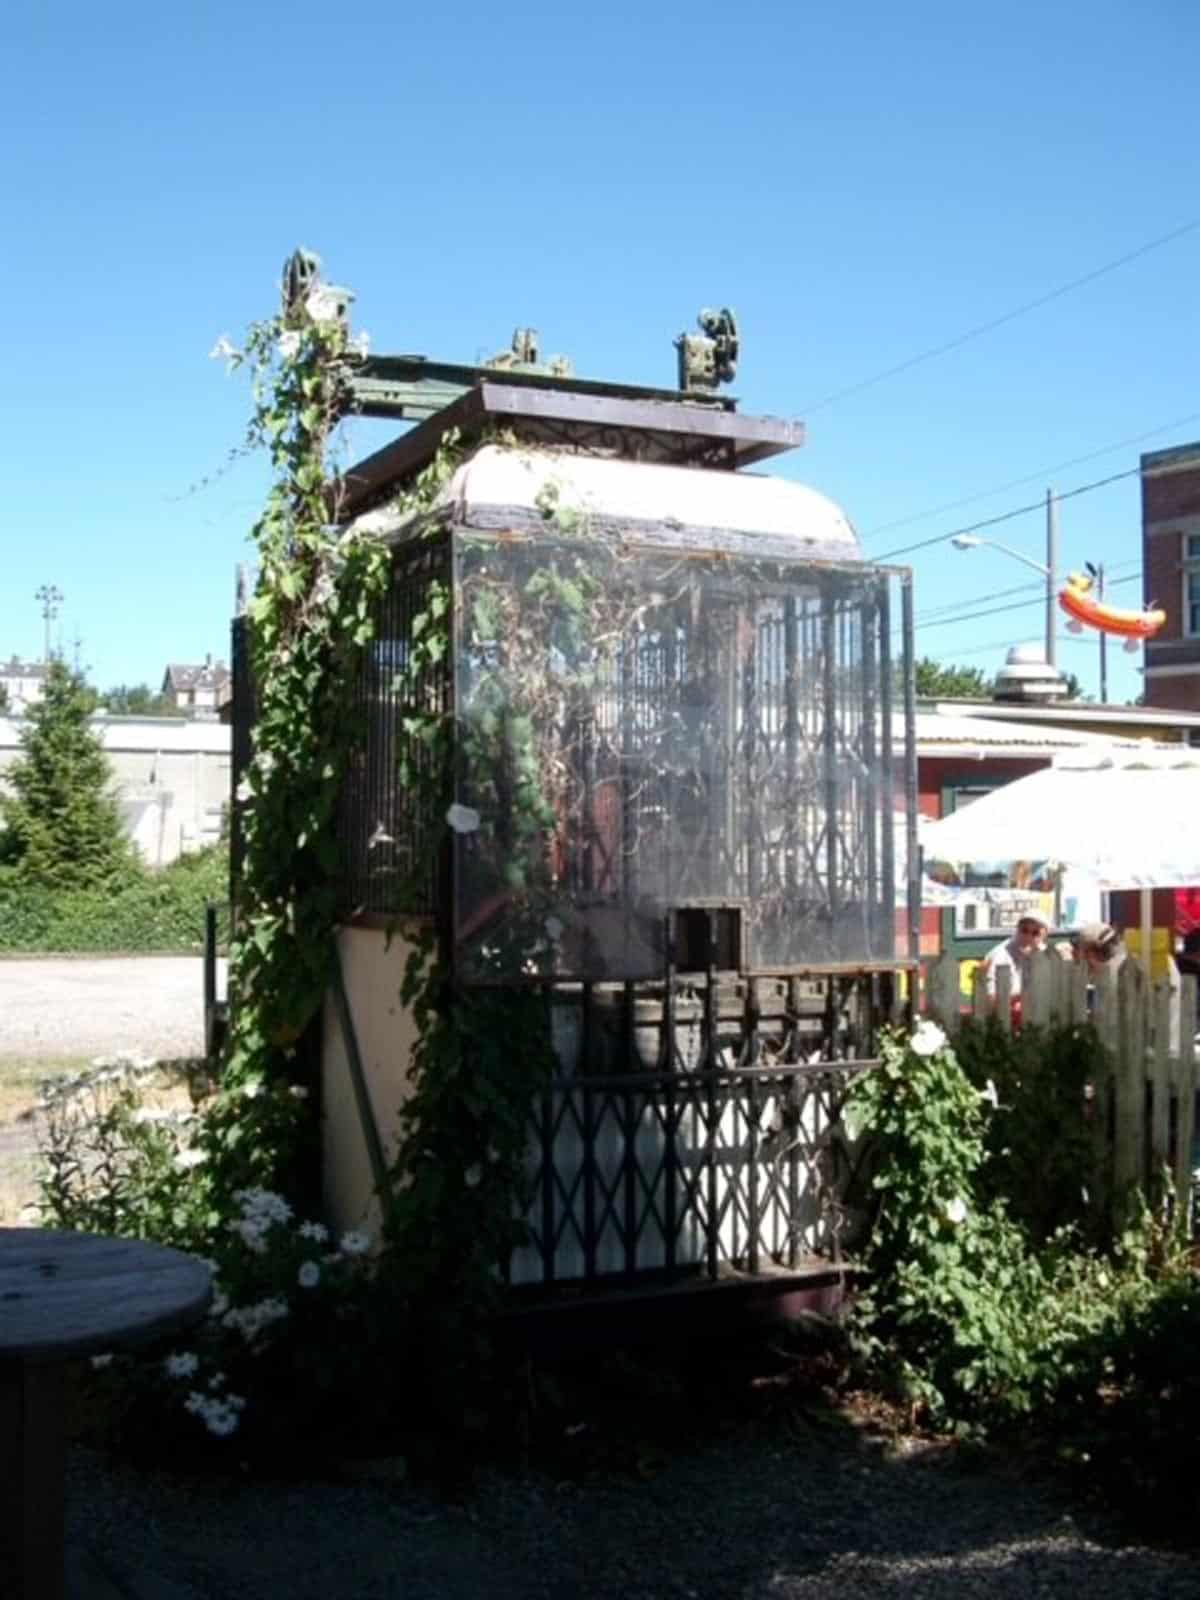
464 1164 482 1189
348 329 370 358
305 284 345 323
90 1353 114 1370
277 328 302 360
339 1230 371 1257
230 1218 269 1255
367 822 395 851
208 334 241 368
208 1290 229 1319
445 803 481 835
288 1084 308 1100
237 1188 292 1226
241 1080 262 1101
979 1079 1000 1111
175 1147 207 1171
201 1401 240 1438
909 1020 947 1059
235 777 253 804
297 1260 321 1289
944 1196 968 1225
165 1351 199 1380
298 1220 328 1243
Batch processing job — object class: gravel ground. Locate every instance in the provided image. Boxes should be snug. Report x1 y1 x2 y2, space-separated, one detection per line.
67 1428 1200 1599
0 956 222 1060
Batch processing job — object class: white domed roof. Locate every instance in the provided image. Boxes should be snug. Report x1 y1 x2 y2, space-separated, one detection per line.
352 443 863 560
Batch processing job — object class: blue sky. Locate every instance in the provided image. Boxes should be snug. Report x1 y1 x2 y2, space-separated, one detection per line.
2 0 1196 705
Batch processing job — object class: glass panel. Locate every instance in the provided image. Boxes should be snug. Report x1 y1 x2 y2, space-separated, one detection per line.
450 529 911 981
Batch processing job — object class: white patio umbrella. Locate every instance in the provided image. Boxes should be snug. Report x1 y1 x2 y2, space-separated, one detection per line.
919 746 1200 959
919 746 1200 892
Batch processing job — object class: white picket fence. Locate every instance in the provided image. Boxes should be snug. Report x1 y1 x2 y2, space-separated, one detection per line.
923 950 1199 1218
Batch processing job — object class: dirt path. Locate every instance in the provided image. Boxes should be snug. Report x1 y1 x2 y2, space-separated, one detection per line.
0 956 223 1060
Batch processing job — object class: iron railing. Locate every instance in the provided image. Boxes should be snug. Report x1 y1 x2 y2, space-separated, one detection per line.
505 959 906 1287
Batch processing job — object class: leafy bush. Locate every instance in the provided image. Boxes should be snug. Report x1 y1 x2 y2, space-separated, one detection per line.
82 1184 389 1467
1055 1271 1200 1536
845 1023 1174 1431
35 1057 396 1466
35 1052 215 1243
0 845 227 953
953 1016 1104 1244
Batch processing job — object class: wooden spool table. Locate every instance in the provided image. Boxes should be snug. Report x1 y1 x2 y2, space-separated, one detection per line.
0 1227 211 1600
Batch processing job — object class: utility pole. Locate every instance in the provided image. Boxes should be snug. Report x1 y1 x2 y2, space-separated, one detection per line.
1097 562 1108 704
1045 489 1058 670
34 584 63 665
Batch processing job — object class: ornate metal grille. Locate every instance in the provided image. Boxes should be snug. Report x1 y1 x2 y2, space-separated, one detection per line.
507 963 892 1287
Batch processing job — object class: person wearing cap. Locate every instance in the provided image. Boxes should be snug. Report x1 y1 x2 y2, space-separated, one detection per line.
1074 921 1126 977
983 913 1048 997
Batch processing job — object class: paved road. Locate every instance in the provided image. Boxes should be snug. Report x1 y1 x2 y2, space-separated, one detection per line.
0 957 223 1060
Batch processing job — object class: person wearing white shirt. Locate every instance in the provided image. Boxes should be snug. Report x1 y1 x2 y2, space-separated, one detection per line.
983 913 1047 997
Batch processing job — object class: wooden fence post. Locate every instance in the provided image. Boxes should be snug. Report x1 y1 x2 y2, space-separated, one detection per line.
1150 972 1173 1182
1113 958 1148 1192
1175 973 1197 1216
971 963 990 1023
926 953 961 1034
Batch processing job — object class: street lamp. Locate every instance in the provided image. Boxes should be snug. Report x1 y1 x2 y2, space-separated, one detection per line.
950 487 1059 667
950 533 1049 579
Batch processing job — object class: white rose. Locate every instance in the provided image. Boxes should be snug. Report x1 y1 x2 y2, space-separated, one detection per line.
909 1020 947 1059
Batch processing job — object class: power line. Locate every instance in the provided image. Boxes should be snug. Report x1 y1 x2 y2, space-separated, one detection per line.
915 572 1140 632
873 467 1138 562
947 630 1124 659
916 559 1140 624
801 217 1200 416
863 410 1200 539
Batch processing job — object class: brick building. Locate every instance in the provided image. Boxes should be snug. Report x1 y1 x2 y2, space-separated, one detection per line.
1141 443 1200 711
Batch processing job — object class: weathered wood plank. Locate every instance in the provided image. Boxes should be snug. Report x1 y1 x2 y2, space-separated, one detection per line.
1150 975 1173 1179
1176 974 1197 1215
1114 959 1147 1191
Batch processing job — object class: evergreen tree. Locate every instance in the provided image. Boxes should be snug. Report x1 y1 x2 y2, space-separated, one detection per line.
0 661 134 887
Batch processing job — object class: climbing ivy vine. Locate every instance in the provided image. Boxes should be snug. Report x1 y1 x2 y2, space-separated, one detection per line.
203 292 388 1200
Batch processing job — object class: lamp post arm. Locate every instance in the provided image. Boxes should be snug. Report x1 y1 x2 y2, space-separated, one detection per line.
960 537 1051 579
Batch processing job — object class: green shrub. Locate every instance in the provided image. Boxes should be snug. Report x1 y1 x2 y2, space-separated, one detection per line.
845 1022 1174 1432
36 1053 214 1244
0 846 227 953
35 1058 399 1468
953 1016 1103 1244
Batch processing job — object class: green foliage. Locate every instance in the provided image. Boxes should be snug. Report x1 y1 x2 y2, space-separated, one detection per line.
378 937 556 1445
101 683 187 717
0 845 227 953
1054 1269 1200 1535
0 681 9 713
0 660 134 888
952 1016 1103 1244
36 1054 214 1244
914 658 993 699
846 1023 1173 1431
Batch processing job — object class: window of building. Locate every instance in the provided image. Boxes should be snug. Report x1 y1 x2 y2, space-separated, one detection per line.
1187 532 1200 637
